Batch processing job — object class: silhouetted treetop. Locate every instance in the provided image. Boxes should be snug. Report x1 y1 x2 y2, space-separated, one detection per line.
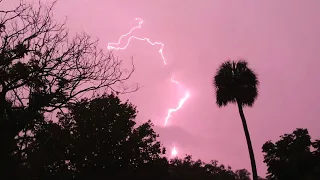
21 93 166 179
214 60 259 107
262 128 320 180
213 60 259 180
168 155 252 180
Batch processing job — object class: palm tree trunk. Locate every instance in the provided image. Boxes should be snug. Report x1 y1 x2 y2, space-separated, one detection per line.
237 100 258 180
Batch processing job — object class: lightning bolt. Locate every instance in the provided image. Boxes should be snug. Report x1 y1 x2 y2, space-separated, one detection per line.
171 142 178 157
107 18 167 65
107 18 190 157
165 78 190 126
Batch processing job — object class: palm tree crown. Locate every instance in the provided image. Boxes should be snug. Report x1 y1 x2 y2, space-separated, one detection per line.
214 60 259 107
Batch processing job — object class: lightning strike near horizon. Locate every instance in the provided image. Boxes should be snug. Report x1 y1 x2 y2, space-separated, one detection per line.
171 142 178 157
107 18 190 157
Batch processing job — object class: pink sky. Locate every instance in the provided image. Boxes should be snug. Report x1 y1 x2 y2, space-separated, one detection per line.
6 0 320 177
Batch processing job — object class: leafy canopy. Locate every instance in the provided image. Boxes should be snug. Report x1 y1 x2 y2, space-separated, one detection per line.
262 128 320 180
23 93 166 179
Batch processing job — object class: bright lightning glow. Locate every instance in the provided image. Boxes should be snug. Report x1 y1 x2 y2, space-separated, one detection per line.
171 142 178 157
107 18 190 157
164 87 190 126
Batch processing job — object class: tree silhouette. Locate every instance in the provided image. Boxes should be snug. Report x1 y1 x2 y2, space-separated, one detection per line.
59 93 166 179
213 60 259 180
20 121 73 179
235 169 251 180
262 128 320 180
18 92 253 180
0 1 136 177
168 155 251 180
22 93 166 179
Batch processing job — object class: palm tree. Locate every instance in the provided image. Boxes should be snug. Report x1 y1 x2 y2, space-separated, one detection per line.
213 60 259 180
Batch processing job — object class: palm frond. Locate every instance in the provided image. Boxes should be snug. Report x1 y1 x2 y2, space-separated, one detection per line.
213 60 259 107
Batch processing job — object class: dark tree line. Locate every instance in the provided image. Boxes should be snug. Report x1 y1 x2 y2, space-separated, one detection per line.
11 93 254 180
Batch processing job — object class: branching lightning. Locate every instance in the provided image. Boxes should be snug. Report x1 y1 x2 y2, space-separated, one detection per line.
107 18 167 65
107 18 190 157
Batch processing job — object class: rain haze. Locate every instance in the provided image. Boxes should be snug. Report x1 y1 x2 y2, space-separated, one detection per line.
4 0 320 176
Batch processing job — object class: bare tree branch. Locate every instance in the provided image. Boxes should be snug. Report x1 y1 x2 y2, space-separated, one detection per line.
0 0 139 144
0 0 138 117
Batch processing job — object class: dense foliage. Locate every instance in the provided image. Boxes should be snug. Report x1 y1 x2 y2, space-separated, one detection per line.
262 128 320 180
7 92 253 180
19 93 167 179
12 92 255 180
